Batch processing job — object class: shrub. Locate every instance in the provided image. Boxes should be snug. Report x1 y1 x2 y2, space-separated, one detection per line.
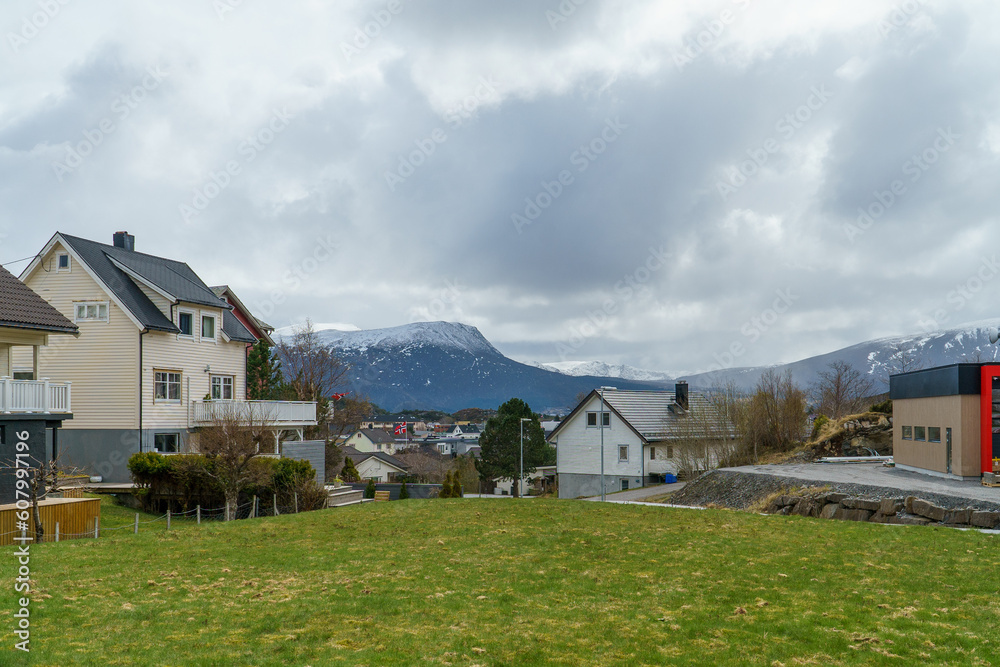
364 478 377 499
870 399 893 414
398 481 410 500
810 415 830 441
342 457 361 483
127 452 171 486
440 471 453 498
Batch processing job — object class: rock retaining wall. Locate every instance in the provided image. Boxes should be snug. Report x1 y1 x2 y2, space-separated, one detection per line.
765 491 1000 529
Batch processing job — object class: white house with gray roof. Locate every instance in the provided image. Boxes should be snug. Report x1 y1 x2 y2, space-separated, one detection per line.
16 231 316 482
548 384 730 499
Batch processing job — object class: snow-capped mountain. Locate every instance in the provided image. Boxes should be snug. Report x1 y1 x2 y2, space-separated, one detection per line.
680 320 1000 391
297 321 668 412
533 360 674 383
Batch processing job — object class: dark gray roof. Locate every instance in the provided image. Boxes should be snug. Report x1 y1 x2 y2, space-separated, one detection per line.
342 445 409 470
221 309 257 343
57 233 246 336
0 265 78 334
353 428 395 444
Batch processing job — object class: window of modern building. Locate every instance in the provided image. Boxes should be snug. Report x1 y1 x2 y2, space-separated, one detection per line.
914 426 926 441
928 427 941 443
902 426 912 440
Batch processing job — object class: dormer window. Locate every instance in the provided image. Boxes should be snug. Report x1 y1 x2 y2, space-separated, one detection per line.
178 311 193 337
201 314 216 341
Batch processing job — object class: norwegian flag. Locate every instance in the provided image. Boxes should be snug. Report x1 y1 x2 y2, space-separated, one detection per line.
394 422 407 436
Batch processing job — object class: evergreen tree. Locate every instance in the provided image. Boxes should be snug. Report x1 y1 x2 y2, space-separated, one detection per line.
246 340 284 400
398 481 410 500
476 397 554 498
364 478 377 498
450 470 463 498
341 456 361 483
440 471 453 499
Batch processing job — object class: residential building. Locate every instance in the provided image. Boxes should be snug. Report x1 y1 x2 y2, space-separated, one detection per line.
0 264 78 503
342 446 409 482
548 383 730 499
15 231 316 483
345 428 397 455
890 363 998 479
211 285 275 346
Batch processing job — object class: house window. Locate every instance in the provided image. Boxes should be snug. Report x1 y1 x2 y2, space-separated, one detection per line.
201 314 216 340
154 433 179 453
210 375 233 400
56 253 70 272
914 426 926 442
74 302 109 322
178 312 193 336
587 412 610 427
618 445 629 462
650 446 655 460
901 426 912 440
928 427 941 443
666 445 674 459
154 371 181 402
621 479 629 491
13 372 33 380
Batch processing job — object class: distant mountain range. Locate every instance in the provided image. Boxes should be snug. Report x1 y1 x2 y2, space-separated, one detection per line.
275 319 1000 412
280 321 669 413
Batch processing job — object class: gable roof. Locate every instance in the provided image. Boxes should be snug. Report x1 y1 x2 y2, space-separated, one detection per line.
0 265 78 334
220 310 257 344
211 285 274 344
342 445 409 471
548 389 729 443
353 428 395 444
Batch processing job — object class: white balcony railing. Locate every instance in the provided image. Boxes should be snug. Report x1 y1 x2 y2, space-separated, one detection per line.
0 377 72 414
189 400 317 427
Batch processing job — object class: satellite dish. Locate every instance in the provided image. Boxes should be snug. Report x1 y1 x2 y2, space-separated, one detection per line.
989 328 1000 345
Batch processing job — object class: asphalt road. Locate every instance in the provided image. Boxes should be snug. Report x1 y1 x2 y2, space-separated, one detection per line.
727 463 1000 505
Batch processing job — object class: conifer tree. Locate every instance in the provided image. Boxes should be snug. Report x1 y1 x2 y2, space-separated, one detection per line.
341 456 360 483
398 481 410 500
364 478 377 498
440 471 452 498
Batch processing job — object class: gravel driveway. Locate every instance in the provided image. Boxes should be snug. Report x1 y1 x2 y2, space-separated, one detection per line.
584 482 687 502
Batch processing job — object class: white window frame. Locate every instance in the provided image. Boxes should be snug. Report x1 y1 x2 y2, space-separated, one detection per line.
74 301 109 323
618 445 629 462
154 370 182 403
200 312 217 343
210 375 234 401
56 252 71 272
177 309 195 338
153 432 180 453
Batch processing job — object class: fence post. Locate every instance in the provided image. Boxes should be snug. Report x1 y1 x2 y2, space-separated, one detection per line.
225 501 230 522
197 505 201 525
273 495 278 516
55 522 59 543
294 492 298 514
253 495 258 519
134 514 139 535
93 517 99 539
167 509 171 531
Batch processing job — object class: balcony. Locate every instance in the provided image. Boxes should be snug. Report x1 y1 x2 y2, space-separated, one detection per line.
0 377 71 414
188 400 317 428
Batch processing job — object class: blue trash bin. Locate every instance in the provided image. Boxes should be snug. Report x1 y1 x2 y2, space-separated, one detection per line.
663 473 677 484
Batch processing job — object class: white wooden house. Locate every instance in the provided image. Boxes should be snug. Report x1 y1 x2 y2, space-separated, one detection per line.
344 428 397 455
15 231 317 482
548 384 729 498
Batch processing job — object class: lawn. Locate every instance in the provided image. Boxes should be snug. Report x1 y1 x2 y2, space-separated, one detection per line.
2 497 999 665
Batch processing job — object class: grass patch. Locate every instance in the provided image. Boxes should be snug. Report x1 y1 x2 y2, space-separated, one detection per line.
2 499 999 665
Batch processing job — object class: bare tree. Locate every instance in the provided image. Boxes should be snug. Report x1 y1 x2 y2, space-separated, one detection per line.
2 454 77 542
394 448 451 483
728 369 806 465
813 361 876 419
880 342 925 388
197 402 276 520
276 319 351 436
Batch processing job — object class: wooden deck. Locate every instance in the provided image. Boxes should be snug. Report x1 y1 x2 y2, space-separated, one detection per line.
0 497 101 545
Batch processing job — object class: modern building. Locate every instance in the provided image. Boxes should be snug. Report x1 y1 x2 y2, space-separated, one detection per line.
889 363 1000 479
548 383 730 499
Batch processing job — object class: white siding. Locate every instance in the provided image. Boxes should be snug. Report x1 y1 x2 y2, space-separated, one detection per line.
355 457 403 482
142 307 247 429
19 241 141 430
553 394 645 478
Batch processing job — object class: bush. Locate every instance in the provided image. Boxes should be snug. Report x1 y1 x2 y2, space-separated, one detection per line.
342 457 361 483
810 415 830 441
440 472 453 498
364 478 377 499
127 452 171 485
870 399 893 414
398 481 410 500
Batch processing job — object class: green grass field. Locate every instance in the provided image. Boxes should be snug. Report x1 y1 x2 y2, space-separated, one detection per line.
2 497 999 666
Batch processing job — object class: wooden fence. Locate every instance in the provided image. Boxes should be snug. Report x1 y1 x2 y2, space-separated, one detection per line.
0 498 101 545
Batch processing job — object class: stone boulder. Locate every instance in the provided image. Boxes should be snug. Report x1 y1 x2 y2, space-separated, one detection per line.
971 511 1000 529
909 499 946 522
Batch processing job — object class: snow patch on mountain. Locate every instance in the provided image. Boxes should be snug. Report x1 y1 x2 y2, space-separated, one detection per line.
313 321 500 355
535 360 674 382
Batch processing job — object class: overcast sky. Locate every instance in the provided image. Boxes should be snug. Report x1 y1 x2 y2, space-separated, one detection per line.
2 0 999 374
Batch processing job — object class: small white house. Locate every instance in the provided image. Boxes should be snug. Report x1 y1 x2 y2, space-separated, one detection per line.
345 428 397 455
548 384 729 499
343 446 408 482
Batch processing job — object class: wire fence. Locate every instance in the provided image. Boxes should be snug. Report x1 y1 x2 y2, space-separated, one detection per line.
0 494 319 544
